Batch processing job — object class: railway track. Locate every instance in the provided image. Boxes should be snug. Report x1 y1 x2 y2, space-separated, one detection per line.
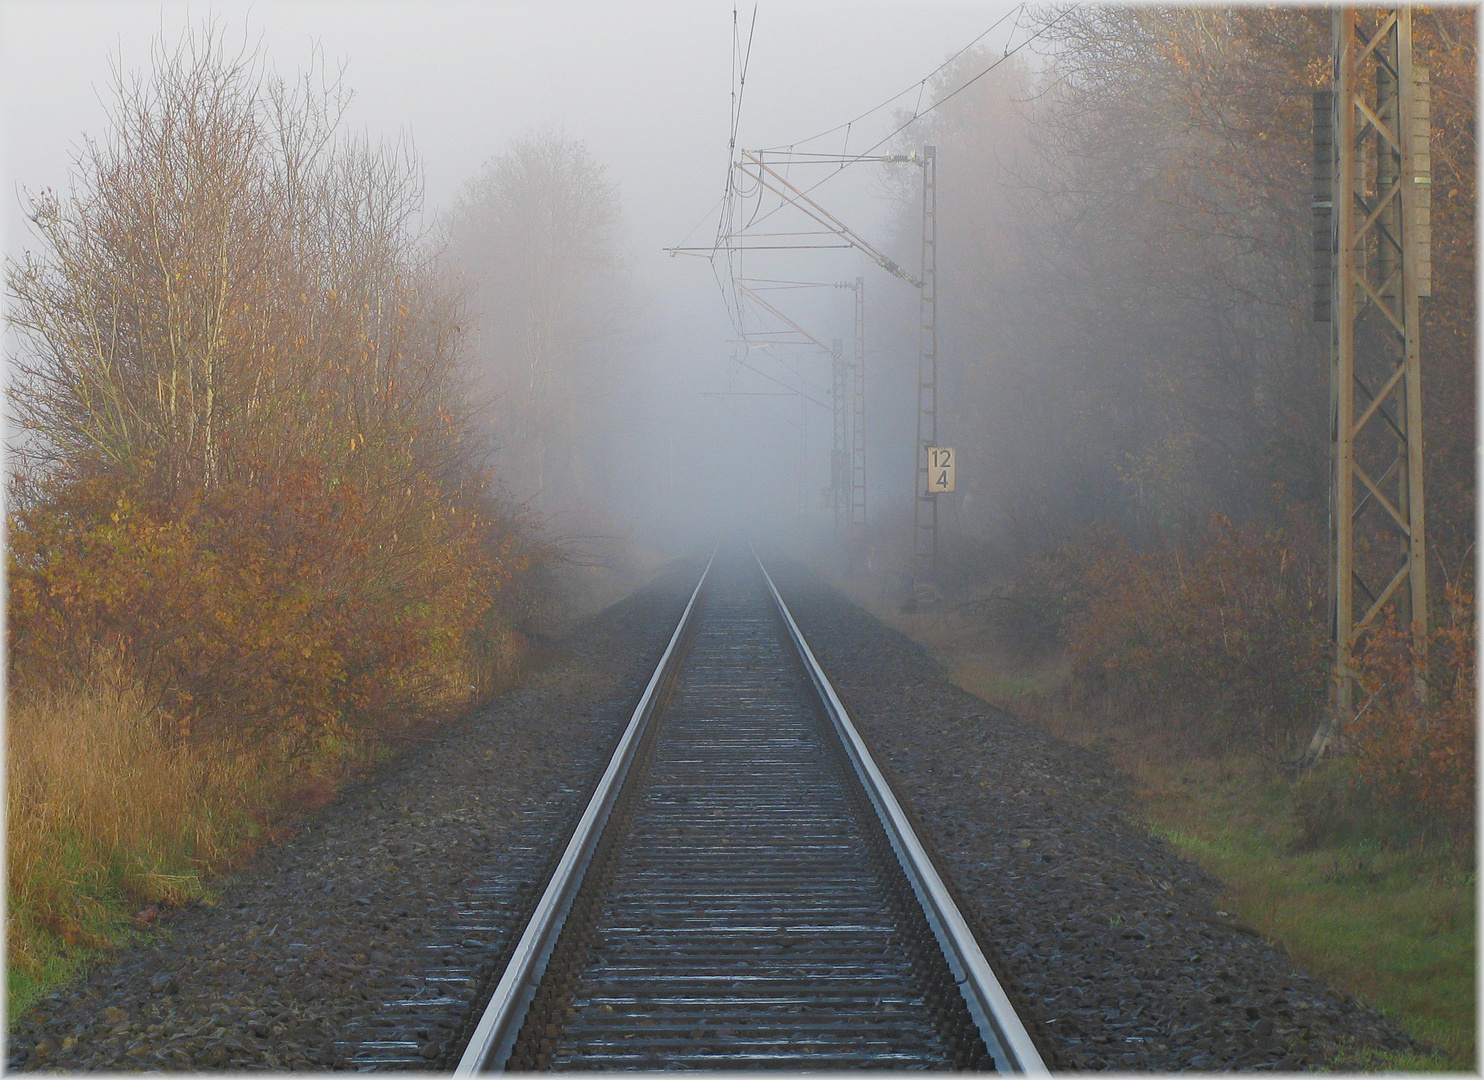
454 546 1045 1073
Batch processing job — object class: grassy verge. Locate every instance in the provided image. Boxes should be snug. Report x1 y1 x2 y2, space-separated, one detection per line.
1100 750 1473 1071
6 666 251 1018
7 663 412 1021
829 573 1476 1072
6 629 552 1025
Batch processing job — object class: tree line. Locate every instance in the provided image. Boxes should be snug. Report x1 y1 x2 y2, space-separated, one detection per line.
882 7 1474 835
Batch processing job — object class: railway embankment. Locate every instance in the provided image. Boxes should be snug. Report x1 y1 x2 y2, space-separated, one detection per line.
10 555 1419 1071
770 560 1420 1071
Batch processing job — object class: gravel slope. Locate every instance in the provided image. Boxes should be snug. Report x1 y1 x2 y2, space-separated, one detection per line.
8 553 1419 1071
768 557 1420 1071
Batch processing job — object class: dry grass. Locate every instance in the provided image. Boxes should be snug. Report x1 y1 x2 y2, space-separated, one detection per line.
6 660 262 1011
5 628 545 1022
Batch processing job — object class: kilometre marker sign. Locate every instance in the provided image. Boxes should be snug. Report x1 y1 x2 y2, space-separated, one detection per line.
927 446 955 493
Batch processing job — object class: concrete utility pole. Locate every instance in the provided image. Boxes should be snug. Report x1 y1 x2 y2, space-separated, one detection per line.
911 145 939 601
1307 6 1431 762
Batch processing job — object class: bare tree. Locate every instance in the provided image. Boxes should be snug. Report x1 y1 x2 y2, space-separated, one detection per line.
7 24 475 510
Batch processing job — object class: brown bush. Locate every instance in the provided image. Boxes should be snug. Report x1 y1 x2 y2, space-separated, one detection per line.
1053 515 1329 752
7 465 537 754
1345 585 1476 838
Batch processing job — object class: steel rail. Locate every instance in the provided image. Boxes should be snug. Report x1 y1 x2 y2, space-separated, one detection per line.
453 547 716 1076
753 548 1049 1075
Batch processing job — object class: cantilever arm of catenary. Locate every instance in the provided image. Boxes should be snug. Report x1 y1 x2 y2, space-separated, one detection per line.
739 285 840 358
734 151 924 288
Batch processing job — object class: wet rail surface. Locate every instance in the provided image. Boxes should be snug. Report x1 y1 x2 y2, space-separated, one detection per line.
457 552 1041 1072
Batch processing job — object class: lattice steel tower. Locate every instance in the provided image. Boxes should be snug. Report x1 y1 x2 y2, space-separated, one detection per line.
832 337 849 530
1308 6 1431 760
851 276 866 529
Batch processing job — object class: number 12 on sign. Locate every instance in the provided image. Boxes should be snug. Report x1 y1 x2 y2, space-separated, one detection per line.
926 446 955 493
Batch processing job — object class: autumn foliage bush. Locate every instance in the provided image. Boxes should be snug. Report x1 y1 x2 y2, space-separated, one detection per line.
1029 517 1473 841
5 28 559 994
1344 586 1477 838
1047 516 1329 753
7 467 538 754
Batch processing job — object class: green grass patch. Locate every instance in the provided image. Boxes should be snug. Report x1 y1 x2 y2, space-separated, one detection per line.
946 659 1068 700
7 948 87 1022
1137 756 1475 1071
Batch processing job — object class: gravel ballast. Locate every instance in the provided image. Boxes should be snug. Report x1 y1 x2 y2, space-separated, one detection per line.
768 557 1420 1071
9 553 1419 1071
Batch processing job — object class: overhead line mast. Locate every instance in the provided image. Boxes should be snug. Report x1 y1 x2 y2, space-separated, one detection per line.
851 276 866 530
912 146 938 600
736 280 867 534
667 8 1055 564
1306 5 1431 762
698 148 936 566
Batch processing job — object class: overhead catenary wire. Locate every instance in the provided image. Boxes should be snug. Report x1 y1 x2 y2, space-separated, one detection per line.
698 2 1060 342
675 7 1070 536
728 352 831 409
729 4 758 160
670 193 728 253
738 278 856 290
688 4 1050 270
711 3 761 338
757 4 1026 154
698 5 1046 411
736 6 1073 236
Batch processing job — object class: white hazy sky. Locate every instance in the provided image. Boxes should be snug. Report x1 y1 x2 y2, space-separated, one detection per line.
3 1 1023 264
1 0 1025 547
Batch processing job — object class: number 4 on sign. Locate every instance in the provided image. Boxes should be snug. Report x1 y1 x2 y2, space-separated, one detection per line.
927 446 955 493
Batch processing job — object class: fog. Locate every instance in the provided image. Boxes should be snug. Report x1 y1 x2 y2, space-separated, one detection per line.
10 5 1470 624
3 1 1022 582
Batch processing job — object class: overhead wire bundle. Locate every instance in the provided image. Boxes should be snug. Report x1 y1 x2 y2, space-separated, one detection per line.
671 3 1072 396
